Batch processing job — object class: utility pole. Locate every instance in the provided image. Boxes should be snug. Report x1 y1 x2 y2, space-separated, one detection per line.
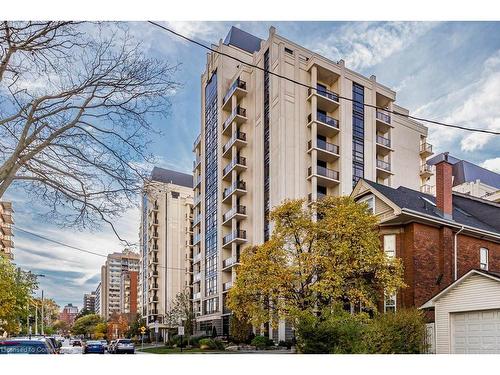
41 290 44 336
35 303 38 335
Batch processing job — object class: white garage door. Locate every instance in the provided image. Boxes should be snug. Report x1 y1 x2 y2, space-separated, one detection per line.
452 309 500 354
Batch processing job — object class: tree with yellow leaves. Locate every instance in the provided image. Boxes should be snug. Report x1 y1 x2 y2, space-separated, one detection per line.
227 196 405 328
0 256 37 336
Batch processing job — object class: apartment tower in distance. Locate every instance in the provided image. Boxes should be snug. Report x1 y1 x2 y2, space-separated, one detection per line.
138 167 193 340
0 201 14 260
99 249 140 320
83 291 96 313
192 26 433 340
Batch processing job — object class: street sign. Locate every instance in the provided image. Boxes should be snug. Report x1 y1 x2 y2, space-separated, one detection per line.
140 326 146 334
178 326 185 336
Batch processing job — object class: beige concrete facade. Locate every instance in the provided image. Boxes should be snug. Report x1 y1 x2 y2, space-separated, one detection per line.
99 249 140 319
138 168 193 339
193 26 431 339
0 201 14 260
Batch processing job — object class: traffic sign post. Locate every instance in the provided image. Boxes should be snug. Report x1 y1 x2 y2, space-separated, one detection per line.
140 326 146 350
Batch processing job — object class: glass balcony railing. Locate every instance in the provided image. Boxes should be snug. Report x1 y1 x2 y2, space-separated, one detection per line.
376 109 391 124
376 135 391 148
420 142 433 154
223 106 247 132
222 131 247 154
308 112 339 129
223 230 247 245
223 281 233 291
223 256 238 268
223 205 246 222
420 164 433 174
309 139 339 155
223 156 246 176
193 252 202 263
223 180 246 199
377 159 391 171
223 77 247 105
309 166 339 181
193 134 201 149
308 87 339 102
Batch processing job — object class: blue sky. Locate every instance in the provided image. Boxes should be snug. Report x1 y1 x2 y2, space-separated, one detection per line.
6 21 500 309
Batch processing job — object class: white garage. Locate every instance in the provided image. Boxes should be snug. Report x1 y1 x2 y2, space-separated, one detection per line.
421 269 500 354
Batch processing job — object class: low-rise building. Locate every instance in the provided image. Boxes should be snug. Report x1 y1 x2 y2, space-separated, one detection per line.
352 152 500 312
59 303 79 326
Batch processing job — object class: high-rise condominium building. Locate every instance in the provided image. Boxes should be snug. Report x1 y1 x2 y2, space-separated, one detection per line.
83 291 96 313
192 26 433 339
95 283 101 316
99 249 140 319
120 270 138 321
139 167 193 339
0 201 14 260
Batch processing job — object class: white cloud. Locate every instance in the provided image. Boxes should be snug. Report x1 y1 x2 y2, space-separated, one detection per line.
481 157 500 173
415 50 500 153
309 22 436 71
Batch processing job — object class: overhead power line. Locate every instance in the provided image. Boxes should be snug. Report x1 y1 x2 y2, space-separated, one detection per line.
14 226 189 272
148 21 500 136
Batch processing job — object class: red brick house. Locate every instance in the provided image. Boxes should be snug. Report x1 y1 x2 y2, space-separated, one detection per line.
352 154 500 313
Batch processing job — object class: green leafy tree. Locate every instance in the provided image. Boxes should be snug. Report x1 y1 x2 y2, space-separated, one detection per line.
228 196 405 327
72 314 104 338
164 289 196 345
93 322 107 340
0 257 38 335
229 314 253 344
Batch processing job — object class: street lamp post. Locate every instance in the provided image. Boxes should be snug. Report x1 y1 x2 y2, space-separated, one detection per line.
33 274 45 336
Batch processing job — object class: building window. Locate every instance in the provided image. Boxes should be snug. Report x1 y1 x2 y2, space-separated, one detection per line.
358 194 375 214
384 293 396 313
383 234 396 258
263 49 271 241
171 192 179 199
284 47 294 55
352 82 365 187
480 247 489 270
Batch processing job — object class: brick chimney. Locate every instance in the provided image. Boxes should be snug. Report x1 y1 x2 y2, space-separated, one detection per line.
435 152 453 220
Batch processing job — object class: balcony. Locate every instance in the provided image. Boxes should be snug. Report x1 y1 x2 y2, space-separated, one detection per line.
222 230 247 248
0 225 12 236
376 159 393 178
222 180 246 204
149 270 159 279
193 155 201 170
151 283 159 290
222 77 247 111
376 134 392 156
193 214 201 227
223 281 233 292
149 309 158 316
307 112 340 138
149 218 159 228
222 131 247 158
193 232 201 245
222 156 247 180
222 205 247 226
376 109 393 133
222 106 247 135
193 292 201 300
420 163 433 178
193 194 201 207
222 256 238 269
308 87 339 112
1 238 14 248
193 134 201 151
420 142 433 158
193 252 202 263
149 256 159 265
307 165 340 187
151 231 159 239
307 192 327 204
151 295 159 302
193 272 202 282
194 174 202 188
307 139 339 162
420 184 434 195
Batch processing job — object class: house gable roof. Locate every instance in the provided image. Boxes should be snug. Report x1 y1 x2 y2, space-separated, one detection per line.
420 269 500 308
359 179 500 235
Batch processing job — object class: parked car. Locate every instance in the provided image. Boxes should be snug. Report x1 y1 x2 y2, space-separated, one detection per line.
108 340 117 354
0 338 56 354
99 340 108 351
71 339 82 347
83 340 105 354
114 339 135 354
